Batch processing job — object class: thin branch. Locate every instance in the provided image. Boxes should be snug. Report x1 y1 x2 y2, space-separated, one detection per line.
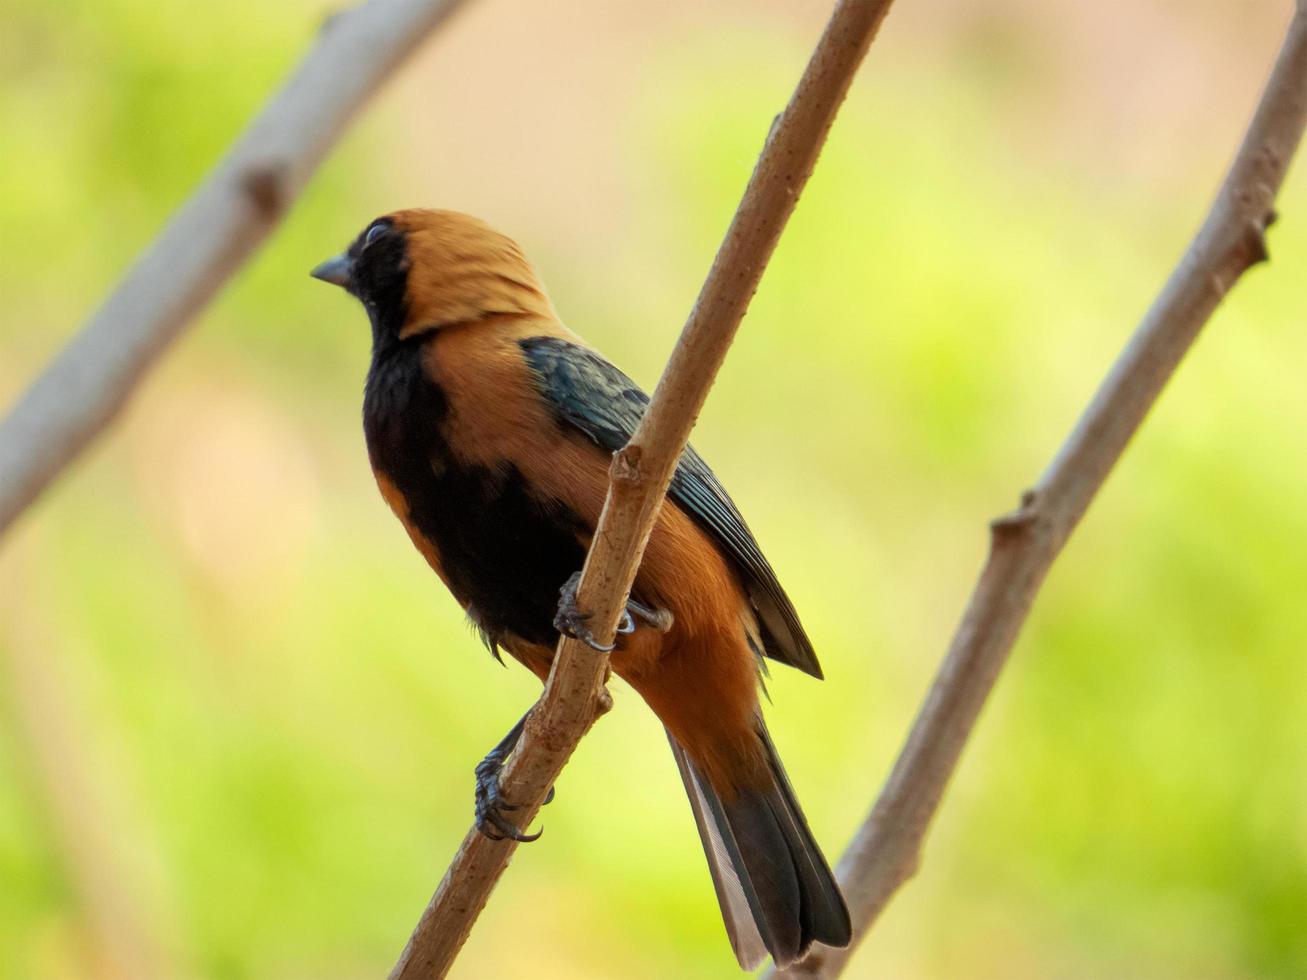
770 6 1307 978
386 1 898 977
0 0 471 538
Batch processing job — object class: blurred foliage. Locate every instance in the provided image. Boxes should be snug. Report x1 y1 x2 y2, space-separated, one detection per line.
1 1 1305 978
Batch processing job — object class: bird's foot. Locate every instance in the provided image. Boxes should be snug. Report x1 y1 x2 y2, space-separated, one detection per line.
555 572 674 650
554 571 618 652
473 715 552 843
474 756 541 843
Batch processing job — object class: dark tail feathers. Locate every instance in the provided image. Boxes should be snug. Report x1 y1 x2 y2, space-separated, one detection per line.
669 724 851 970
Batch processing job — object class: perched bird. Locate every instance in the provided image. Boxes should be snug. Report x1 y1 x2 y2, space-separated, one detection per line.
312 209 851 969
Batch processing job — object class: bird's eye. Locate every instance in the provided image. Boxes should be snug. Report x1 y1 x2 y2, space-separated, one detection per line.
364 222 390 247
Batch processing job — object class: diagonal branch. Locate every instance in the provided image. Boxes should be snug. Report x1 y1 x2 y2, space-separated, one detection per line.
386 1 899 977
0 0 472 539
771 5 1307 978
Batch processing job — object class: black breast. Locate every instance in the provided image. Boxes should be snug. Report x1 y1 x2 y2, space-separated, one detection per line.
363 339 589 646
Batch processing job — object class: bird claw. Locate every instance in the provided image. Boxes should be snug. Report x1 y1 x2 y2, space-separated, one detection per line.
474 753 543 844
555 572 673 650
554 571 615 652
473 714 555 843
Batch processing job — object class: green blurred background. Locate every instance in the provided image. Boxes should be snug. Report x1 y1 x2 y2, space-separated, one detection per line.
2 1 1306 977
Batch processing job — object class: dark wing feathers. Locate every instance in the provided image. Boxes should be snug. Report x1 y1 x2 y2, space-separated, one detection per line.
520 336 822 679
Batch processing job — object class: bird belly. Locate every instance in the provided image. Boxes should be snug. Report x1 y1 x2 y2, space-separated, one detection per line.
386 455 589 648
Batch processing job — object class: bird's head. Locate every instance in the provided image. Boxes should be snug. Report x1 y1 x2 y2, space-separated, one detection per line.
311 209 554 345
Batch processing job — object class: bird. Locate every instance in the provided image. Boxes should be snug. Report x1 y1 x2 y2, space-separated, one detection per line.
311 208 851 969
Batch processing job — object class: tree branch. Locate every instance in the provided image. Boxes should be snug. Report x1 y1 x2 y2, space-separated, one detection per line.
386 1 898 977
0 0 471 538
770 6 1307 978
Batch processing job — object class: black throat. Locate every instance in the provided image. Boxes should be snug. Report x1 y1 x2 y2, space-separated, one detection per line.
353 229 411 350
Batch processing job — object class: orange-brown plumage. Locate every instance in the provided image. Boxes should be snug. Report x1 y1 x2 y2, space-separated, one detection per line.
417 309 768 793
389 210 554 338
314 208 849 969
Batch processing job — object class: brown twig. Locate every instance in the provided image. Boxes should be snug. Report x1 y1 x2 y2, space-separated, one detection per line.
770 5 1307 978
386 2 898 977
0 0 471 539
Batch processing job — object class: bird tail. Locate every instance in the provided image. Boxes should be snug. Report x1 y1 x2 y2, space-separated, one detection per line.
668 723 851 970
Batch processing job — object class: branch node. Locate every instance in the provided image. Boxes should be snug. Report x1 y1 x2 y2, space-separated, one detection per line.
1246 213 1273 265
319 5 350 35
241 162 290 220
611 445 643 485
988 487 1039 542
1249 207 1270 262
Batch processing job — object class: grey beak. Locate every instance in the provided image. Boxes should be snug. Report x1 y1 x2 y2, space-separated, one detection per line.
310 253 353 288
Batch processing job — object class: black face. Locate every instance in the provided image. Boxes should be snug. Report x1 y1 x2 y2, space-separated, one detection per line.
313 218 410 345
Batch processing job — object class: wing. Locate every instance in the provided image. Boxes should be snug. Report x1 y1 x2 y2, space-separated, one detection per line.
519 336 822 679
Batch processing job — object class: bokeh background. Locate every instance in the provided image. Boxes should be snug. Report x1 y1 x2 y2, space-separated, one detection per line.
2 0 1306 977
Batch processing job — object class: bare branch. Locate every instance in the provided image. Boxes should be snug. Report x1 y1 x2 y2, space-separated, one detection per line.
386 1 898 976
0 0 471 538
770 7 1307 978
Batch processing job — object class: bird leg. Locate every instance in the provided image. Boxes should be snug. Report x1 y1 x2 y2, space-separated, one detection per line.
555 571 674 650
626 597 675 633
474 712 553 843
